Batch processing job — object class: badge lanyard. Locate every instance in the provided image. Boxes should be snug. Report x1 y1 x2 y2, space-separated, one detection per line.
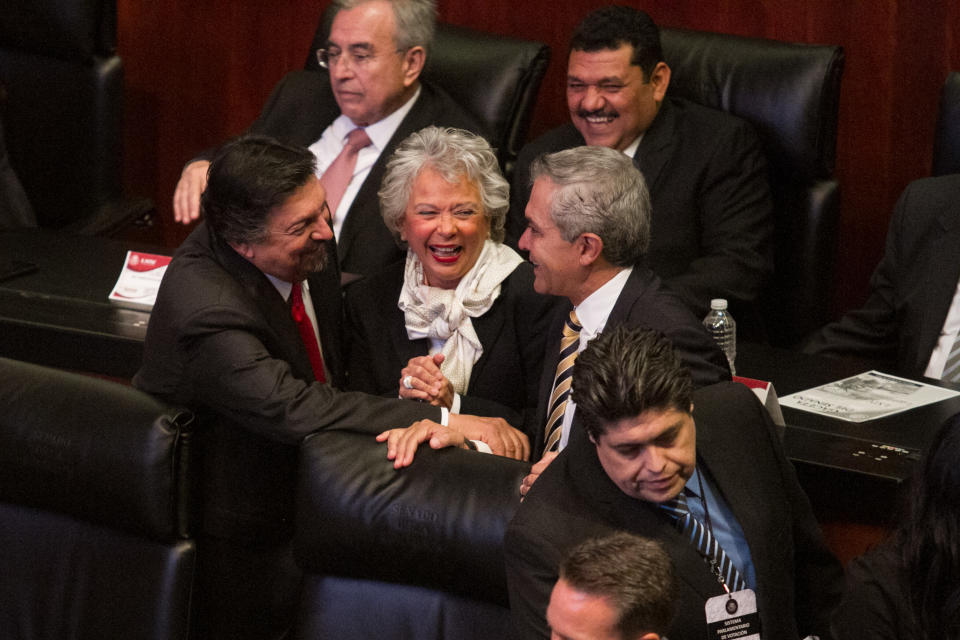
695 471 737 609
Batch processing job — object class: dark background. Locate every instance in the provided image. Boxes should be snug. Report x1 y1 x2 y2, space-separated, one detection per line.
116 0 960 316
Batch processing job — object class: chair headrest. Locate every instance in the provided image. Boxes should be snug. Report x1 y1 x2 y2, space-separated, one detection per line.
0 0 116 61
295 430 530 605
662 27 844 182
0 358 194 541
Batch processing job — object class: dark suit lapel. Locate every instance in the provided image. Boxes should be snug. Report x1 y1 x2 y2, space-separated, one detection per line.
606 267 654 327
207 227 315 382
307 253 346 386
636 99 676 192
916 208 960 368
337 85 439 267
391 306 429 364
468 295 508 385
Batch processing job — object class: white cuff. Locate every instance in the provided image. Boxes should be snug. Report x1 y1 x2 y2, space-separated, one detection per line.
472 440 492 454
450 392 462 414
440 406 449 426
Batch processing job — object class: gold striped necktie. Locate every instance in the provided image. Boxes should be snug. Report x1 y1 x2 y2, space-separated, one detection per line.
544 310 581 452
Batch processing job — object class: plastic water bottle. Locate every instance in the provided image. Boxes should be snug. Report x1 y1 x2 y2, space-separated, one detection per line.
703 298 736 375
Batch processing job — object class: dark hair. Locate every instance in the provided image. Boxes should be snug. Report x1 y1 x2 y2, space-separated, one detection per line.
559 532 675 637
569 5 663 79
899 412 960 639
202 135 317 247
572 326 692 440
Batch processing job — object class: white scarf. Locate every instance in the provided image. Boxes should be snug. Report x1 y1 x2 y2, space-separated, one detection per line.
399 240 523 394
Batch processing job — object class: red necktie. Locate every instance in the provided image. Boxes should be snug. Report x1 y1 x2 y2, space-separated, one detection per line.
320 127 372 215
290 281 326 383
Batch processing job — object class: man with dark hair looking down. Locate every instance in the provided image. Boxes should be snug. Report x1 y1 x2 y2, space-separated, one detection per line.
505 326 842 639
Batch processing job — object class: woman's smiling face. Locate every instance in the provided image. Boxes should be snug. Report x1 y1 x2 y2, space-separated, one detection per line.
401 167 490 289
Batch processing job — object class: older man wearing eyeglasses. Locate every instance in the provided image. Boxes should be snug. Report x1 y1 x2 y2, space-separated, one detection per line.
173 0 482 278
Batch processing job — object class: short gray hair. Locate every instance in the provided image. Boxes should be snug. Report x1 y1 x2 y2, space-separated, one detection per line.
331 0 436 54
379 126 509 244
530 146 651 266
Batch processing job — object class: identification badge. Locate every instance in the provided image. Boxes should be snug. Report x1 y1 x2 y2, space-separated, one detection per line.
705 589 760 640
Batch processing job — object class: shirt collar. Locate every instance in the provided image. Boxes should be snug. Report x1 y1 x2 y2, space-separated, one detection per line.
332 85 422 152
264 272 293 301
573 266 633 337
621 133 643 159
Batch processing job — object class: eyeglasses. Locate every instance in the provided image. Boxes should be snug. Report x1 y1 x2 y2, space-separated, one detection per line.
316 46 405 70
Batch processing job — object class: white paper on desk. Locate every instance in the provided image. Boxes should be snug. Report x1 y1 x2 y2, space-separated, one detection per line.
108 251 171 310
780 370 960 423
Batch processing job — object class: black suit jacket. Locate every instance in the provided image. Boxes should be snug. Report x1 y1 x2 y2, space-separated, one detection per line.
806 175 960 378
344 259 560 438
508 97 774 321
507 382 843 640
203 69 484 276
133 222 441 541
530 267 731 458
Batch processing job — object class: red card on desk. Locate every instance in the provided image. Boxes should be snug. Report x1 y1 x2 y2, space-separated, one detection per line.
734 375 786 428
108 251 171 310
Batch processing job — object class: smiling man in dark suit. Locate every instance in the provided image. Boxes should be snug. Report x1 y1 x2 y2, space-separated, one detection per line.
136 135 524 639
172 0 482 278
807 175 960 381
506 6 773 324
506 326 843 639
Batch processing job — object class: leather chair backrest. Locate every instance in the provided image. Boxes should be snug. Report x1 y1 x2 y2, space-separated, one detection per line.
933 71 960 177
306 16 550 179
662 27 845 346
0 0 133 232
0 357 196 639
294 430 529 638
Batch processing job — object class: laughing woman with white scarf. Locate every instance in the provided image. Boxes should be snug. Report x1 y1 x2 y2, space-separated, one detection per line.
344 127 557 438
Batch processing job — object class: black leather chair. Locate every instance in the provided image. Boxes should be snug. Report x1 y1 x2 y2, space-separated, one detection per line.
293 430 529 639
933 71 960 177
661 28 845 347
306 18 550 180
0 0 153 235
0 358 196 639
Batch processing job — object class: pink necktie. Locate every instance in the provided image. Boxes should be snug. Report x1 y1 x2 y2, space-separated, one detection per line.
320 127 372 215
291 281 326 383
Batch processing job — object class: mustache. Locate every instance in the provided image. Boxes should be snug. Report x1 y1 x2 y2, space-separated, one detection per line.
576 108 617 119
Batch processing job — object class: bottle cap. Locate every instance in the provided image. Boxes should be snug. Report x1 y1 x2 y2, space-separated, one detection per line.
710 299 728 310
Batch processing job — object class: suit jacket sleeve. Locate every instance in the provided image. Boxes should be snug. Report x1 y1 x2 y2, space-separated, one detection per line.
747 384 844 637
181 301 441 445
805 180 918 370
659 115 774 316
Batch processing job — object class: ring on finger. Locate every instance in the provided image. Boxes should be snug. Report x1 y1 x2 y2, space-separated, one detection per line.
403 375 414 390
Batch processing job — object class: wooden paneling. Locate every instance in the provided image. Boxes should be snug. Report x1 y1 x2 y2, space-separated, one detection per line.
117 1 960 315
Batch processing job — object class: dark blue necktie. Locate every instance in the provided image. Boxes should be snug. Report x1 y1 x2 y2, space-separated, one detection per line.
660 490 746 592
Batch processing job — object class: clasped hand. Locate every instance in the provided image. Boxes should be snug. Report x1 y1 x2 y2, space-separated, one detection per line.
397 353 454 408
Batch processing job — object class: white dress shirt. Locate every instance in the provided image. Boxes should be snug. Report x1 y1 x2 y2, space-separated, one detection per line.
308 86 421 239
556 266 633 451
925 275 960 379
